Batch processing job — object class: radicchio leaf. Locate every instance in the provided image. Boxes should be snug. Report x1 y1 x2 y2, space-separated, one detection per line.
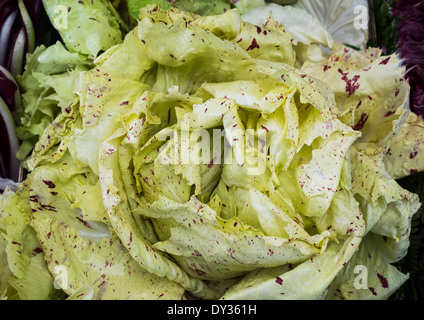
392 0 424 117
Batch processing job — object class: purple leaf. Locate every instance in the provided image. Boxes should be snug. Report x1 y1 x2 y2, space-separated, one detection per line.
392 0 424 117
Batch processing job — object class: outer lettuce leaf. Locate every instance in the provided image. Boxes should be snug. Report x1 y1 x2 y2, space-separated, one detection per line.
294 35 421 300
221 187 366 299
221 239 360 299
326 235 410 300
136 7 264 93
24 98 79 171
98 128 221 299
384 112 424 179
172 0 231 17
134 194 329 280
351 144 421 262
232 16 296 66
30 205 184 300
127 0 234 19
23 153 184 300
241 3 334 67
68 29 152 175
0 188 60 300
42 0 123 58
242 3 334 49
302 42 410 148
231 0 265 15
324 142 420 300
15 42 91 161
127 0 172 19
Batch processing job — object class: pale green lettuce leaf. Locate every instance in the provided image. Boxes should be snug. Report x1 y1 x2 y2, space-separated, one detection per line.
68 29 152 175
15 42 90 161
351 144 421 263
0 233 12 299
232 15 296 66
0 188 60 300
221 178 366 299
137 7 259 94
173 0 232 17
221 239 359 299
127 0 172 19
200 79 293 114
384 112 424 179
22 153 184 299
242 3 334 67
30 208 184 300
25 155 111 244
134 194 330 280
66 284 94 300
260 104 360 219
98 128 222 299
126 0 233 19
301 42 410 148
225 186 313 239
134 127 193 204
24 98 79 171
256 86 298 171
326 235 409 300
42 0 123 58
232 0 265 15
242 3 334 48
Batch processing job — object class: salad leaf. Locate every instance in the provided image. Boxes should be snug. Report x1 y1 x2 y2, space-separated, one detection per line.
230 0 265 15
25 154 184 300
384 112 424 179
127 0 172 19
242 3 334 49
14 41 91 161
0 187 61 300
326 235 410 300
301 42 410 147
241 3 334 67
42 0 123 58
171 0 231 16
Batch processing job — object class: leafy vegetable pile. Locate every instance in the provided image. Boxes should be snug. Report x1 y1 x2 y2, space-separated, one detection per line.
0 0 423 300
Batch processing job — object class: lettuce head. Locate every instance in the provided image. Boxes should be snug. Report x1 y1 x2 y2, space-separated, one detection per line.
0 5 422 300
